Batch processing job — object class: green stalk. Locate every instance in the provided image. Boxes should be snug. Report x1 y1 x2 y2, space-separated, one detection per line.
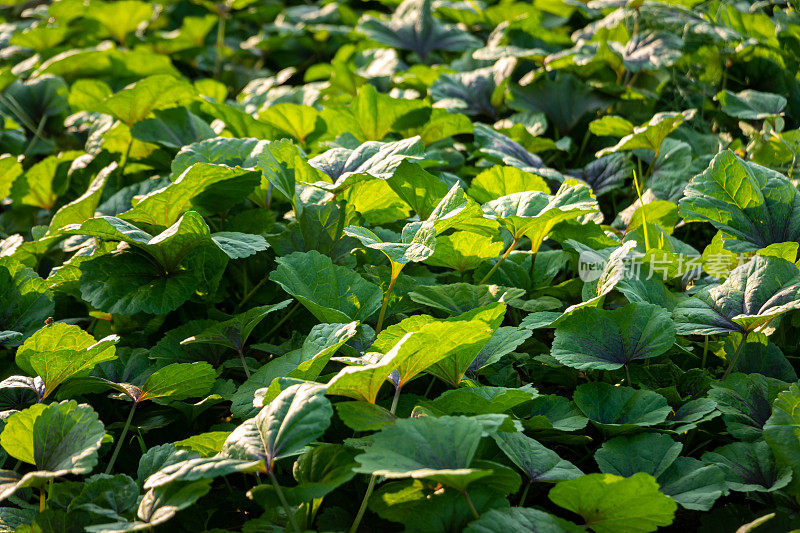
40 487 46 513
269 469 301 533
237 346 251 379
238 276 268 308
376 263 402 334
105 402 137 474
462 490 480 520
479 237 519 285
264 301 300 339
518 482 531 506
722 333 748 380
349 476 376 533
390 385 402 414
214 9 227 78
350 381 403 533
632 169 650 252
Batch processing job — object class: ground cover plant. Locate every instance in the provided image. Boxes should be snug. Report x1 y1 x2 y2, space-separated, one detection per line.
2 0 800 531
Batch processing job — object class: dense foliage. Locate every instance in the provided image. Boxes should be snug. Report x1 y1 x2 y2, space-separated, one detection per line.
2 0 800 531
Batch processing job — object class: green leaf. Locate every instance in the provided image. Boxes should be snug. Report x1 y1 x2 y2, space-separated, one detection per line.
233 322 359 418
345 223 437 264
47 164 113 234
137 362 216 403
87 0 154 43
596 110 695 157
327 333 415 403
764 383 800 497
492 431 582 482
423 385 535 416
549 473 677 533
130 107 215 149
372 304 505 388
464 508 583 533
678 150 800 253
321 84 427 142
0 257 54 343
357 0 481 59
589 116 635 137
702 441 791 493
716 89 787 120
508 74 608 135
223 383 333 470
551 303 675 371
137 444 200 486
172 137 266 175
708 373 789 441
287 444 359 503
0 401 104 499
308 136 425 193
595 433 682 479
353 415 491 491
657 457 726 511
88 479 212 531
181 301 292 352
15 323 118 399
70 473 139 519
468 166 549 204
430 67 497 117
86 74 196 126
335 401 396 431
473 124 563 181
424 232 504 273
573 383 671 434
385 161 451 220
120 163 261 228
483 181 598 250
258 103 320 143
674 255 800 335
270 250 384 323
174 432 231 458
254 139 323 204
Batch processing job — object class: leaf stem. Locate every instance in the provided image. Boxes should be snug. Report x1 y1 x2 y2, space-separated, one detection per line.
269 469 301 533
390 385 402 414
105 402 137 474
462 489 480 520
350 345 403 533
237 346 251 379
214 9 227 78
239 276 269 308
351 473 378 533
624 364 631 386
518 482 530 506
479 237 519 285
376 264 401 334
632 168 650 252
722 333 748 380
264 301 300 340
40 487 46 513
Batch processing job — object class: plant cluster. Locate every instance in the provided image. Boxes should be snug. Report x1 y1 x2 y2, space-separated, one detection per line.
2 0 800 531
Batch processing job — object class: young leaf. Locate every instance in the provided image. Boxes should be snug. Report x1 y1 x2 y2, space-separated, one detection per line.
548 473 677 533
15 323 118 399
0 401 105 500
